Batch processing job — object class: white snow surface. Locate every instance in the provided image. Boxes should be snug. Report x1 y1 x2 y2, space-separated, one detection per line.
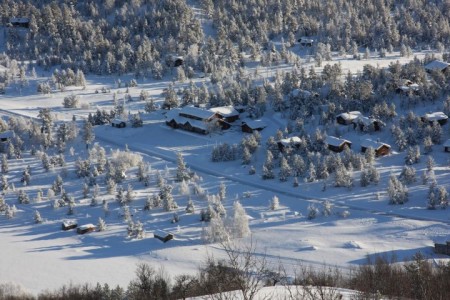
0 50 449 296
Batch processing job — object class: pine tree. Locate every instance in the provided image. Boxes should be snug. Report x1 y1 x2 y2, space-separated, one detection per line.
18 189 30 204
230 201 250 238
160 184 177 211
102 200 110 217
83 119 95 149
136 161 148 182
1 175 8 191
34 210 43 223
185 197 195 213
307 204 319 220
176 152 191 181
1 154 8 173
278 156 291 182
97 217 107 231
107 178 117 195
144 195 153 211
322 200 333 216
125 184 134 204
437 186 448 209
427 182 438 210
116 186 125 206
269 195 280 210
306 162 317 182
218 182 226 201
205 213 229 243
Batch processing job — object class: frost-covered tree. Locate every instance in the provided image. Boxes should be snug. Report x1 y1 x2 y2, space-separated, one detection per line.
306 162 317 182
176 152 191 181
125 184 134 204
34 210 43 223
1 154 8 174
307 204 319 220
269 195 280 210
185 197 195 213
1 175 8 191
426 156 435 172
106 178 117 195
116 186 125 206
423 136 433 154
364 147 375 165
322 200 333 216
52 175 64 195
438 186 448 209
83 119 95 149
205 212 229 243
387 174 408 204
160 184 177 211
427 181 438 210
136 161 149 182
229 201 250 238
102 200 110 217
18 189 30 204
97 217 107 231
218 182 226 201
278 156 291 182
399 166 416 185
405 146 420 165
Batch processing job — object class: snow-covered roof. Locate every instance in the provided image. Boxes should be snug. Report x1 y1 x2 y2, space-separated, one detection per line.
422 112 448 121
299 37 314 43
62 220 77 227
337 111 362 121
242 119 267 129
111 118 126 124
0 130 15 139
78 224 95 230
326 136 351 147
183 118 208 130
209 106 239 117
279 137 301 146
360 139 390 150
179 106 215 120
425 60 449 72
291 89 312 98
9 17 29 24
399 83 419 92
153 230 173 237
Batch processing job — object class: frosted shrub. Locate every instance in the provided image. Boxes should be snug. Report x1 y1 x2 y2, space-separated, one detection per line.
322 200 333 216
339 210 351 218
110 149 143 169
178 180 190 195
307 204 319 220
269 195 280 210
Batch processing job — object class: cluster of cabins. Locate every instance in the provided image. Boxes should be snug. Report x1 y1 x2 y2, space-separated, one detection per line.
165 105 267 134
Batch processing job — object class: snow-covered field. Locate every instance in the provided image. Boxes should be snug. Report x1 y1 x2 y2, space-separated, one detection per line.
0 51 449 296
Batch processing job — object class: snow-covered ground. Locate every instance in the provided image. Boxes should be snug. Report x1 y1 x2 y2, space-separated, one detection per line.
0 51 449 296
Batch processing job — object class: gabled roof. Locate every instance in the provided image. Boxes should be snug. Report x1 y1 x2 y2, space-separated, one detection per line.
279 136 301 147
360 139 390 150
78 224 95 230
422 112 448 121
179 105 215 120
209 106 239 117
444 139 450 147
425 60 449 72
242 119 267 129
354 116 384 126
154 230 173 237
325 136 351 147
0 130 14 139
337 111 362 121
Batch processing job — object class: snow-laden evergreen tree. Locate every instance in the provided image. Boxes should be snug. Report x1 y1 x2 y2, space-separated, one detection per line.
144 195 153 211
82 182 90 198
116 185 125 206
160 184 177 211
218 182 226 201
399 166 416 185
52 175 64 195
322 200 333 216
278 156 291 182
1 154 8 174
35 190 43 203
185 197 195 213
1 175 8 191
438 186 448 209
405 146 421 165
360 168 371 187
205 211 229 243
426 156 435 172
176 152 191 182
423 136 433 154
269 195 280 210
67 200 75 215
21 168 31 186
125 184 134 204
106 178 116 195
334 163 352 188
136 161 148 182
5 204 16 219
306 162 317 182
307 204 319 220
368 165 380 184
163 84 179 109
97 217 107 231
0 196 6 212
387 174 408 204
130 114 143 128
262 165 275 180
364 147 375 165
229 201 250 238
242 146 252 165
178 179 190 195
83 119 95 149
427 181 438 210
18 189 30 204
171 212 180 223
41 153 51 172
102 200 110 217
34 210 43 223
263 150 274 170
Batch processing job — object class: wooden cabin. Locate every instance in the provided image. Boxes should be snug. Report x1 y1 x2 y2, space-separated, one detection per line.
77 224 96 234
326 136 352 152
111 119 127 128
434 241 450 255
352 116 385 131
425 60 449 73
209 106 240 123
62 220 78 231
298 37 314 47
336 111 362 125
154 230 174 243
421 112 448 126
0 130 14 143
241 120 267 133
360 139 391 157
277 137 301 152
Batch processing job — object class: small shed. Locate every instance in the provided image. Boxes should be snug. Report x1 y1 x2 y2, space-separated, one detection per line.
336 111 362 125
111 119 127 128
154 230 174 243
444 139 450 152
241 120 267 133
277 137 301 152
0 130 14 142
326 136 352 152
360 139 391 157
298 37 314 47
77 224 96 234
434 241 450 255
425 60 449 73
210 106 240 123
421 112 448 126
62 220 78 231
